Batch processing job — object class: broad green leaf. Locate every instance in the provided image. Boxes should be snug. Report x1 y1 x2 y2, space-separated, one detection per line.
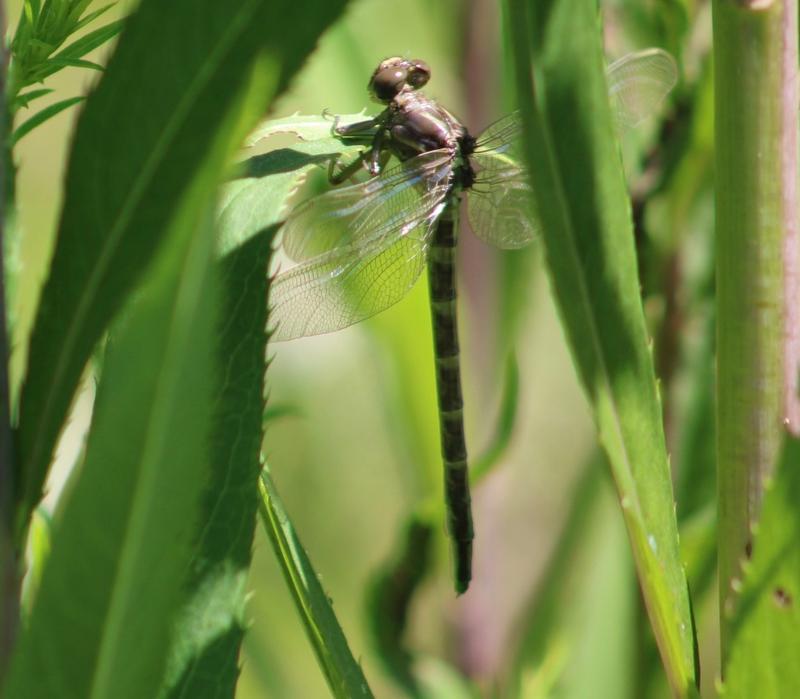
218 138 362 255
158 225 277 699
246 110 372 147
258 466 375 699
505 0 696 693
11 96 84 145
5 141 225 699
722 436 800 698
14 0 351 548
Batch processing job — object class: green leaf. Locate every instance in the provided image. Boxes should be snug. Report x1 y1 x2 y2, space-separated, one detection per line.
245 110 372 147
258 466 375 699
218 139 360 255
158 225 277 699
14 0 352 548
24 0 39 24
41 56 104 72
54 19 124 60
12 87 54 108
70 3 116 34
722 436 800 698
19 506 52 620
5 151 224 699
505 0 696 694
65 0 96 25
11 96 84 145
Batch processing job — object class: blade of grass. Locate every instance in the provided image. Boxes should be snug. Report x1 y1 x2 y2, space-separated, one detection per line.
505 0 696 693
712 0 799 656
257 466 375 699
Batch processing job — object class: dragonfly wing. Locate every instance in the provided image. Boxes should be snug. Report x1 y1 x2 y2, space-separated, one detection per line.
281 149 454 262
472 112 523 155
468 122 539 249
270 225 433 341
606 48 678 131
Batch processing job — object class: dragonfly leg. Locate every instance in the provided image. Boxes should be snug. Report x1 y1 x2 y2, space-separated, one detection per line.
327 152 368 185
334 115 381 138
366 128 388 175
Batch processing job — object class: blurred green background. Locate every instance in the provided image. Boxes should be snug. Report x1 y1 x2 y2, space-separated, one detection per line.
9 0 717 696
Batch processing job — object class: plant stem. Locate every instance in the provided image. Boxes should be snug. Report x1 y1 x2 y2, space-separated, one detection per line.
0 0 20 678
712 0 798 659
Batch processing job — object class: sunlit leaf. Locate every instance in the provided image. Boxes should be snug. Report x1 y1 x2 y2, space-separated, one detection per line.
506 0 695 693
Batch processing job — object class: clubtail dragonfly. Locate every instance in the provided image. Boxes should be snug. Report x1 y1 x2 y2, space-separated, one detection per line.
269 50 677 593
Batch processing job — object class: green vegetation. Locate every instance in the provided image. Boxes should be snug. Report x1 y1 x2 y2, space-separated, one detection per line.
0 0 798 697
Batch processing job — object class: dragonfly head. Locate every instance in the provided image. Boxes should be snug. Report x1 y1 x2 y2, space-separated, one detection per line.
369 57 430 104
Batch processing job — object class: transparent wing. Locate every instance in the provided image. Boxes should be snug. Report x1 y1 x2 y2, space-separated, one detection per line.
270 230 433 341
465 48 676 249
606 48 678 131
282 149 453 262
472 112 522 155
466 114 538 249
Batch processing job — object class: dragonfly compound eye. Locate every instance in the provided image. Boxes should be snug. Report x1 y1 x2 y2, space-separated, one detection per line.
407 60 431 89
369 65 409 103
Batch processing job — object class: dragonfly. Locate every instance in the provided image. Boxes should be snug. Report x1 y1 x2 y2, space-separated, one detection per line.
269 49 677 594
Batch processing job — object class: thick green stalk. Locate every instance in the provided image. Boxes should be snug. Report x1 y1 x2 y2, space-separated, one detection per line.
712 0 798 657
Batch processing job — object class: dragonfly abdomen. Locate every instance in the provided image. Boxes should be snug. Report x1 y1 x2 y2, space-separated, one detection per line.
427 200 474 594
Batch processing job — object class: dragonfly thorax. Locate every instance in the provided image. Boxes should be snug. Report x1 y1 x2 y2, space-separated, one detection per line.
386 92 467 156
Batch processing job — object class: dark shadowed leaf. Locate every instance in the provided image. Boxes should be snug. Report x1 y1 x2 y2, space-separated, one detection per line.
159 225 277 699
15 0 351 550
6 169 224 699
